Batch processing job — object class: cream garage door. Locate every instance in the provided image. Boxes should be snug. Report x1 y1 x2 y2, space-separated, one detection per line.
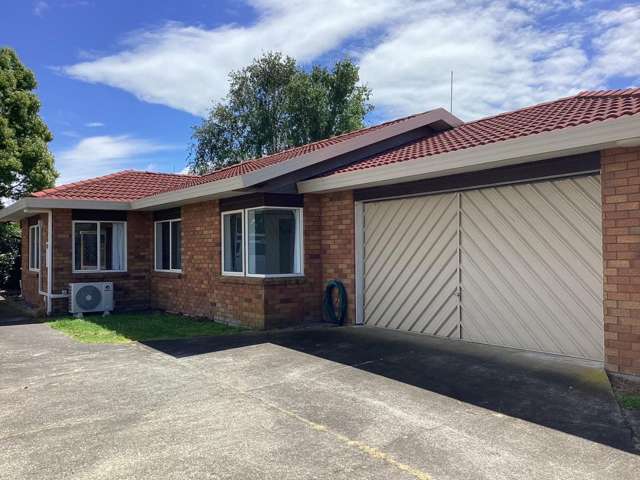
362 175 603 361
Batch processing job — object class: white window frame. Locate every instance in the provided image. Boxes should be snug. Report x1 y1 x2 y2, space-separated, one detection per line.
154 218 182 273
29 224 41 272
72 220 128 273
221 209 245 276
221 206 304 278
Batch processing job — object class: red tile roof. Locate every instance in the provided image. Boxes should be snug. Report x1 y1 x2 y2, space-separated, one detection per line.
30 88 640 202
31 113 423 201
176 112 424 187
31 170 196 201
328 88 640 176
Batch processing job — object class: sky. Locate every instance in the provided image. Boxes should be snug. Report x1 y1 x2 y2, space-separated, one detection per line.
1 0 639 186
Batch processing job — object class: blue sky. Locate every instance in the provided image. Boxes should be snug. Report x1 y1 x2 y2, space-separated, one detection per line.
1 1 639 186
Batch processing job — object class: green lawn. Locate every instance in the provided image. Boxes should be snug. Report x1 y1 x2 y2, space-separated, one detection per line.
618 394 640 410
47 312 245 344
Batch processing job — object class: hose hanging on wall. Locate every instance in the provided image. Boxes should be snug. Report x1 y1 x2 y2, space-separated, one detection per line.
323 279 348 325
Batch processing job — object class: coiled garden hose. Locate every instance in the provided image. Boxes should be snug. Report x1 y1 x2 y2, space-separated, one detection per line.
323 280 348 325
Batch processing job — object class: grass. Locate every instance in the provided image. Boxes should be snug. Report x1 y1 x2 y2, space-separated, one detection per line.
47 312 245 344
618 394 640 410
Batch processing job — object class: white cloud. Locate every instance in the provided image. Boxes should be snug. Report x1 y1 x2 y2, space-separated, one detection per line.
61 1 640 120
358 2 593 119
62 0 412 116
33 1 49 16
55 135 179 185
591 5 640 80
85 121 104 128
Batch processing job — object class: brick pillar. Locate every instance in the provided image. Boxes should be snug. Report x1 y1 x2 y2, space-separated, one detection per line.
602 147 640 375
320 191 356 324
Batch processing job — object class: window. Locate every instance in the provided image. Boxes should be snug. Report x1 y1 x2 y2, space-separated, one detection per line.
73 221 127 272
221 207 303 277
222 211 243 275
29 224 40 271
155 219 181 272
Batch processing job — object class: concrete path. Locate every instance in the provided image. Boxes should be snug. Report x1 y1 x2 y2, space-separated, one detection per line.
1 318 639 479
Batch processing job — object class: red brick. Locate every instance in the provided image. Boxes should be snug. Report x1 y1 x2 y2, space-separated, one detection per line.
603 147 640 376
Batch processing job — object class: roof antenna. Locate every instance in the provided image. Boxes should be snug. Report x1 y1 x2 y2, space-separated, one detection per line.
450 71 454 113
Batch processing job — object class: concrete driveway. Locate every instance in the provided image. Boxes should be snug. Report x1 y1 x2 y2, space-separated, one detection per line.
1 318 639 479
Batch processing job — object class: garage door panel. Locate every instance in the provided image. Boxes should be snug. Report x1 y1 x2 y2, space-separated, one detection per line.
463 186 602 317
363 196 454 295
461 231 558 352
363 193 458 336
495 184 602 290
460 177 603 360
363 199 414 265
363 209 456 319
362 174 603 361
387 257 458 335
518 181 602 270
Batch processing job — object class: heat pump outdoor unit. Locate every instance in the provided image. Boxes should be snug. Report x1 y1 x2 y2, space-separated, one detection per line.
69 282 114 314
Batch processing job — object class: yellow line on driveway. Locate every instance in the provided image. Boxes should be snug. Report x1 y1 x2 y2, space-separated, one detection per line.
258 397 433 480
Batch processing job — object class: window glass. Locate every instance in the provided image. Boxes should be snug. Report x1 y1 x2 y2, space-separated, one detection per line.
74 222 125 271
29 225 40 270
155 220 181 271
223 213 243 273
247 209 299 275
171 221 181 270
75 223 98 270
98 222 126 271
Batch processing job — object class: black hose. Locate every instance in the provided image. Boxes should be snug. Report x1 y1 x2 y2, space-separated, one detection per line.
323 280 348 325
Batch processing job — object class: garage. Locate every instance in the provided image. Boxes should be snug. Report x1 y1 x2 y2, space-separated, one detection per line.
361 175 603 361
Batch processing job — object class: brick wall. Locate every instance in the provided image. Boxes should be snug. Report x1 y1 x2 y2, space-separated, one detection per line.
19 191 356 328
319 191 356 324
48 209 153 313
20 215 45 313
602 147 640 375
150 198 326 329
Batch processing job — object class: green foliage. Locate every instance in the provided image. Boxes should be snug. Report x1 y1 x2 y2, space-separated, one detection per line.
188 52 373 173
0 47 57 202
47 312 246 344
0 222 20 289
618 394 640 410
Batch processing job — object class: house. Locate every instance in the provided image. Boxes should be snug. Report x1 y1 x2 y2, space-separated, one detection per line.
2 88 640 375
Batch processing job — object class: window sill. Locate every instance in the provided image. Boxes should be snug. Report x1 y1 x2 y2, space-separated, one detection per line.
219 275 306 286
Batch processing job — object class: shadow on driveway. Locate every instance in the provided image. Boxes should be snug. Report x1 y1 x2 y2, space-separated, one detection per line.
142 325 635 454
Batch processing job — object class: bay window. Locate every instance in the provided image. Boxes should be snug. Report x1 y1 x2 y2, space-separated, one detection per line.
73 221 127 272
29 224 40 271
155 219 181 272
221 207 303 277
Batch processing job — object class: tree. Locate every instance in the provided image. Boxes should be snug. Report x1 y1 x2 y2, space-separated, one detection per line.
188 52 373 173
0 222 20 290
0 48 57 289
0 47 57 201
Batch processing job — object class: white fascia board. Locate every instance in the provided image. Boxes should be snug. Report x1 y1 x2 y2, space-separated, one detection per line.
298 114 640 193
130 175 245 210
0 197 130 222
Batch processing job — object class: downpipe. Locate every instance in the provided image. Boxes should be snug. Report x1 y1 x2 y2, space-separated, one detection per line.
29 209 69 315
